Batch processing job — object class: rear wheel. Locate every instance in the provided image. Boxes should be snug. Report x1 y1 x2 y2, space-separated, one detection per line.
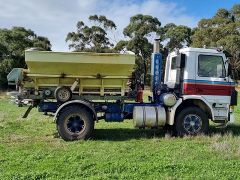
57 106 94 141
175 107 209 136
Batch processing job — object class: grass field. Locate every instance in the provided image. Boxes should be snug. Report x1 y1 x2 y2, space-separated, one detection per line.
1 93 240 179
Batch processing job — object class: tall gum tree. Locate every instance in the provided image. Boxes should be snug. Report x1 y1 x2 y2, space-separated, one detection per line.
159 23 192 51
191 4 240 75
0 27 51 88
66 15 116 52
121 14 161 84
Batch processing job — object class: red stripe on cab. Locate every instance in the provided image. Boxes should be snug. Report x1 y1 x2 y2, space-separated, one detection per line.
183 83 234 96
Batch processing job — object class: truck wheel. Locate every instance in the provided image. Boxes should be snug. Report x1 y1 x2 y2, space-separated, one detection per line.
175 107 209 136
56 106 94 141
54 86 72 103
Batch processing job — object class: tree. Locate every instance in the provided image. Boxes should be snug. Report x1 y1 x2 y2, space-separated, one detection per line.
66 15 116 52
191 4 240 74
117 15 192 85
159 23 192 51
120 14 161 85
0 27 51 88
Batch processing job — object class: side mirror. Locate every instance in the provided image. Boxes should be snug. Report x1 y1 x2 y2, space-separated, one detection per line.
227 63 232 77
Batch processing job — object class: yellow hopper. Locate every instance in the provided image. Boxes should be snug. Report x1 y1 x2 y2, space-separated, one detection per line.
23 50 135 97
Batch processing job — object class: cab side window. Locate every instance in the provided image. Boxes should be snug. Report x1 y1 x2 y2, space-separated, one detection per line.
169 56 177 82
198 55 226 78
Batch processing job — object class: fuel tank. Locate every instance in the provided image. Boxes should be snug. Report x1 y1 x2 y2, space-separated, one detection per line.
133 106 166 128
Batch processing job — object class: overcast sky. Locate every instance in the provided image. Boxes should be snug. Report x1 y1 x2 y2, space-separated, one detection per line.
0 0 239 51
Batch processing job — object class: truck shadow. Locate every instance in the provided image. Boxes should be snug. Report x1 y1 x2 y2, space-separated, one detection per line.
209 124 240 136
92 124 240 141
92 128 166 141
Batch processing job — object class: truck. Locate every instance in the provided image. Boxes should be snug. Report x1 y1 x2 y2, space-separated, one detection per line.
7 39 238 141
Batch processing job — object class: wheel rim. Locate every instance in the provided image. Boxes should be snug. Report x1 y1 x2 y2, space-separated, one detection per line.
183 114 202 134
58 89 70 101
66 115 85 134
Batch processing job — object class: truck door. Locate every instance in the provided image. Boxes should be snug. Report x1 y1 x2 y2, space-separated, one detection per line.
195 53 233 105
164 53 185 91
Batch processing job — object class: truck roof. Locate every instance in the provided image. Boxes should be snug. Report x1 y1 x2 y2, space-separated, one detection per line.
179 47 223 54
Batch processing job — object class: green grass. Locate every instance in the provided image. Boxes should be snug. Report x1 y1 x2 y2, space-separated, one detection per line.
1 95 240 179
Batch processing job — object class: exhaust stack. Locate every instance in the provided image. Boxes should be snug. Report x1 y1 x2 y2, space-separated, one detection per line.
151 39 162 102
153 38 160 53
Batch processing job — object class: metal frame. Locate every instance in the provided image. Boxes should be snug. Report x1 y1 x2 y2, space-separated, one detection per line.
24 75 130 97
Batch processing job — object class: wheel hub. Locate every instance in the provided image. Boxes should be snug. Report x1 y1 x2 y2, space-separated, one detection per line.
58 89 70 101
183 114 202 134
190 121 195 126
67 115 85 134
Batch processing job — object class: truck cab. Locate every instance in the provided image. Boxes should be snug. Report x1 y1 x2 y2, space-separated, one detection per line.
164 47 237 131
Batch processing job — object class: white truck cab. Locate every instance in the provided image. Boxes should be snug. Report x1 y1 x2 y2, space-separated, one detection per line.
164 47 237 129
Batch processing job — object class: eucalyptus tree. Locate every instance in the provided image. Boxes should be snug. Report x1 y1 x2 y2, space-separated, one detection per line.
191 4 240 72
66 15 116 52
159 23 192 51
119 14 161 84
0 27 51 88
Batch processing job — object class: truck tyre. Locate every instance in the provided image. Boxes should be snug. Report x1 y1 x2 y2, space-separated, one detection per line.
54 86 72 103
175 107 209 136
56 105 94 141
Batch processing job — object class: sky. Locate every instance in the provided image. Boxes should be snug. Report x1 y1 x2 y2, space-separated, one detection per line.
0 0 239 51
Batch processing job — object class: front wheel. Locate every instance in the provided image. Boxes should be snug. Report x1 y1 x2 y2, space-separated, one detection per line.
175 107 209 136
56 105 94 141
